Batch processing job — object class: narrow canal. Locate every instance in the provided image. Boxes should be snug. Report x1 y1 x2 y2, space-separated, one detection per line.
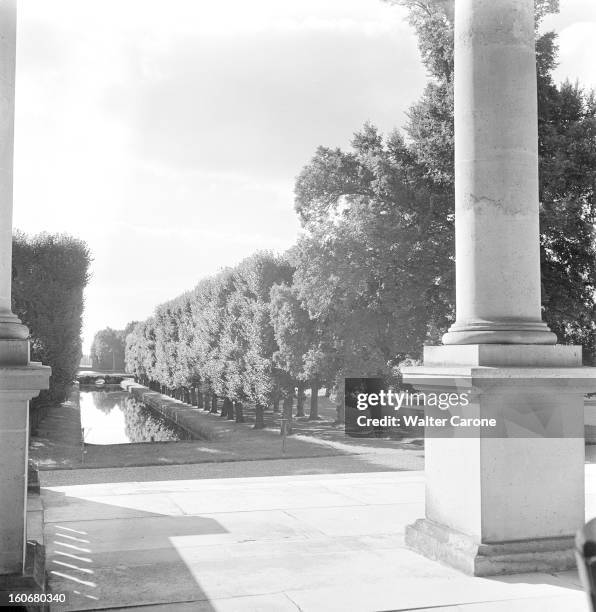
79 385 196 444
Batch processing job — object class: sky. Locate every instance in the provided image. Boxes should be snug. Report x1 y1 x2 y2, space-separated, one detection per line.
12 0 596 354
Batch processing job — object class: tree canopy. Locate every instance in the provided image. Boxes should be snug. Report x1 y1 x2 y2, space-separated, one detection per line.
90 324 136 371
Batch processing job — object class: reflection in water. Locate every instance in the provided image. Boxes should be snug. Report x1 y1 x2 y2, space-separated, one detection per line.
80 387 194 444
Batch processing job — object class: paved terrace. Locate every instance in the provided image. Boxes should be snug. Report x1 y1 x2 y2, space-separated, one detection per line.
40 463 596 611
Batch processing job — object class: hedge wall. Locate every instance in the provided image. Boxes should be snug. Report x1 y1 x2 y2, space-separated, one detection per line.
12 232 91 412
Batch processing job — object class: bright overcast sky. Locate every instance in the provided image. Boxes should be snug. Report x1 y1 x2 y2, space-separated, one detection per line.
12 0 596 353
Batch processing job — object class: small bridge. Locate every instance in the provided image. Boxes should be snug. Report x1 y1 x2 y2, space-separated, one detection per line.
76 370 132 385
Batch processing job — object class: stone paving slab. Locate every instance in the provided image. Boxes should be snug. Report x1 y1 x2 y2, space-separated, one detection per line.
41 469 595 611
284 579 587 612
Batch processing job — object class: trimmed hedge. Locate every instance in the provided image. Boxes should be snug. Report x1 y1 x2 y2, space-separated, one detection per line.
12 232 91 412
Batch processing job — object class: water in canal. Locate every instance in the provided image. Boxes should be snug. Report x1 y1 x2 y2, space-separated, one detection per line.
79 386 195 444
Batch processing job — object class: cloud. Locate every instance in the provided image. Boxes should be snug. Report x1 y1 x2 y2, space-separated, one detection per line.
554 22 596 90
541 0 596 90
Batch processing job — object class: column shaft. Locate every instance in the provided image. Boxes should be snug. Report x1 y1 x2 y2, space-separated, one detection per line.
443 0 556 345
0 0 27 339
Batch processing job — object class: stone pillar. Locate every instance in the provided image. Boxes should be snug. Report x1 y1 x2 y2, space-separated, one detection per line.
0 367 50 574
402 0 596 575
0 0 26 342
442 0 556 346
0 0 51 577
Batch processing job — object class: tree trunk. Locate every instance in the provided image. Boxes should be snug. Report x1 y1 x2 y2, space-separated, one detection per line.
210 394 218 413
296 383 306 418
235 401 245 423
254 403 266 429
272 395 280 413
221 397 232 418
197 388 203 409
309 383 320 420
226 398 235 420
203 392 210 410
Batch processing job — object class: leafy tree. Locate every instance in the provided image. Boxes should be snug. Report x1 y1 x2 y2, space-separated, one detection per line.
200 270 236 413
234 252 294 428
293 123 453 420
538 75 596 362
126 319 157 386
270 282 325 419
12 232 91 408
91 327 125 371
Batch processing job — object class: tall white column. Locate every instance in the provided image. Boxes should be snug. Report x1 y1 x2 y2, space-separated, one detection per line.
442 0 556 345
402 0 596 575
0 0 27 340
0 0 50 577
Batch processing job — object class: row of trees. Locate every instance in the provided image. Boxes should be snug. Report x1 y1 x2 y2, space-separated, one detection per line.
12 232 91 422
125 252 330 429
123 0 595 427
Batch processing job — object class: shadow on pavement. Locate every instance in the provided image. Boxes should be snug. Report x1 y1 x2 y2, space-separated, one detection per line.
42 488 224 610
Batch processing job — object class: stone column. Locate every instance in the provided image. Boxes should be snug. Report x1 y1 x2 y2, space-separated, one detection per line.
442 0 556 346
0 0 51 577
402 0 596 575
0 0 26 342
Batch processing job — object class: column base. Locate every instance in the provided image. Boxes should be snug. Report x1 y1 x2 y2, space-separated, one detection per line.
405 519 575 576
443 320 557 345
443 329 558 345
0 313 29 340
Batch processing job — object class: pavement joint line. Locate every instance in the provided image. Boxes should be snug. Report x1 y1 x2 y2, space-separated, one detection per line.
81 596 211 611
67 588 306 611
283 590 304 611
165 494 189 516
280 509 329 538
